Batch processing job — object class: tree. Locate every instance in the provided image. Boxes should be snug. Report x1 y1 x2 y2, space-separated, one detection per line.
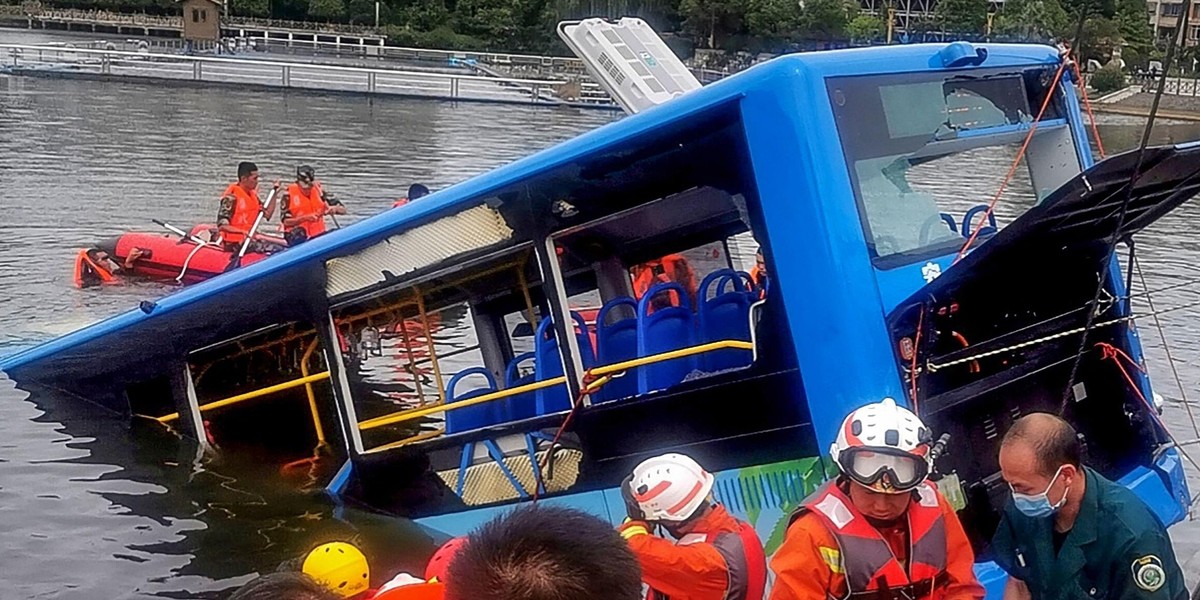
1115 0 1152 66
798 0 849 44
934 0 988 35
454 0 518 48
846 13 884 43
307 0 345 20
994 0 1068 41
745 0 802 49
678 0 747 48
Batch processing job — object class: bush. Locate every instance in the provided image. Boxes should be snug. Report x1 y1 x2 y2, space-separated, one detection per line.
1090 65 1127 94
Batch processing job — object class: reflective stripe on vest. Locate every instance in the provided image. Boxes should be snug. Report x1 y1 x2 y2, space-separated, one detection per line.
223 183 261 244
709 521 768 600
285 181 327 239
790 480 947 600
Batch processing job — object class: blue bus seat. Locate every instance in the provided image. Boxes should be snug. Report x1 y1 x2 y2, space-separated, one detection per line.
504 351 537 421
699 269 754 371
637 282 698 394
534 311 596 414
445 367 502 435
595 296 639 402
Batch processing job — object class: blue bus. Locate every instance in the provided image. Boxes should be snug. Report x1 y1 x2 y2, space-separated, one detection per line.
2 41 1194 597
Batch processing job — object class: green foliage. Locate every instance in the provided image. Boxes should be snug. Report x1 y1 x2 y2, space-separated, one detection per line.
933 0 987 34
744 0 801 47
845 13 884 43
1090 63 1126 93
799 0 849 43
307 0 345 20
234 0 270 17
994 0 1068 41
678 0 746 48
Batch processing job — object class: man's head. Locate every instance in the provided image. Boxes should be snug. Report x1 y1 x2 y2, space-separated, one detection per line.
755 247 766 275
229 572 340 600
238 161 260 190
297 165 316 189
999 413 1082 518
445 505 642 600
830 398 933 520
408 184 430 201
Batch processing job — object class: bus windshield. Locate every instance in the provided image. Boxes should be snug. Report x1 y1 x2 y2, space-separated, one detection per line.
828 67 1064 267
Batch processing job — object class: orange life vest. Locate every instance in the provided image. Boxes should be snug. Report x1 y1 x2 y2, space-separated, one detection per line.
285 181 327 239
632 255 698 309
790 480 948 600
73 250 116 288
222 183 262 245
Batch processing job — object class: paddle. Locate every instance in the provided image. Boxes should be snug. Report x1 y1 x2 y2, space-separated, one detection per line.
153 219 217 247
226 187 278 272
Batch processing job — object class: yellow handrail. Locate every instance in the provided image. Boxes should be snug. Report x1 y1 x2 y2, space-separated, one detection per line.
300 339 327 445
157 371 331 423
356 340 754 432
364 427 447 454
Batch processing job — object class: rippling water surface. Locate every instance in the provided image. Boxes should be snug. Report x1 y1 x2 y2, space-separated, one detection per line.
2 28 1199 598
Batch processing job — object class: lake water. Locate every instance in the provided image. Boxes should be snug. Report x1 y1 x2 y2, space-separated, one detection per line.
2 27 1199 598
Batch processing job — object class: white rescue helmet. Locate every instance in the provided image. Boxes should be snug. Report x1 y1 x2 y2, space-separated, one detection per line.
830 398 933 494
630 453 715 522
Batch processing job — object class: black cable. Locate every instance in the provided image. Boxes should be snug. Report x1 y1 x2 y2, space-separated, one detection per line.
1060 0 1196 412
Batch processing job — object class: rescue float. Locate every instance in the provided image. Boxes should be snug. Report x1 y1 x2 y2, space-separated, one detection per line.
73 222 272 287
5 21 1197 599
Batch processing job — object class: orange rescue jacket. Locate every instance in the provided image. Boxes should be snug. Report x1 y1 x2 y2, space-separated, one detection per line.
285 181 328 239
221 183 262 245
618 504 766 600
632 255 699 310
768 480 983 600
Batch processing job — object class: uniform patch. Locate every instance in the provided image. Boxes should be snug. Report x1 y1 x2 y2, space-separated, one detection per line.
1131 555 1166 592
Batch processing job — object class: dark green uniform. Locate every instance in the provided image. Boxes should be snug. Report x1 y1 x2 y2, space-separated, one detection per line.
991 467 1187 600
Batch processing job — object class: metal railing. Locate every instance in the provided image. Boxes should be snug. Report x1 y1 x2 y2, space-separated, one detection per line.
0 43 576 105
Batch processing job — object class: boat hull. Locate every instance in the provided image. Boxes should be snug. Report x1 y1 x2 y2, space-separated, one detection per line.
104 225 269 285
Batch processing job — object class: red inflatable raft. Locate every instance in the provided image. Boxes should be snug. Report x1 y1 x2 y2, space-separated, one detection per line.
74 224 272 287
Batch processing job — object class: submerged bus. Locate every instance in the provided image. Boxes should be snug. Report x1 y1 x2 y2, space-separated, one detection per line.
2 40 1195 597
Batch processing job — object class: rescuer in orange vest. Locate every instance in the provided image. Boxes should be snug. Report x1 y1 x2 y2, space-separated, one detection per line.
768 399 984 600
282 165 347 246
617 453 767 600
631 254 699 310
217 161 281 253
748 246 769 297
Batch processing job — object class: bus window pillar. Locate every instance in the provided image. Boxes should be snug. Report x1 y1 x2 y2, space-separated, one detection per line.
168 360 213 453
315 310 365 456
594 256 634 302
535 236 586 406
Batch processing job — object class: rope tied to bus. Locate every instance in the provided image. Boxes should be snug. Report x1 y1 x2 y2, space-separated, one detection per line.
531 369 613 504
954 58 1069 264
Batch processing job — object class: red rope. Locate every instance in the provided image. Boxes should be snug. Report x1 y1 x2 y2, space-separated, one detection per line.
1095 342 1147 405
531 369 601 504
1073 58 1107 159
955 60 1069 264
910 308 924 414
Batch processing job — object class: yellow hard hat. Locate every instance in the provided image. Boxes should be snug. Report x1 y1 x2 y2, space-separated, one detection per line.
302 541 370 598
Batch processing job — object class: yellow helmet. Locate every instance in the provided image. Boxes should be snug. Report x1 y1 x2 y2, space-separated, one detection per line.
302 541 370 598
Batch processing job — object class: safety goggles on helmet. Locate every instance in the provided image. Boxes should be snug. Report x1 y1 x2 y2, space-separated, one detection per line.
837 445 930 492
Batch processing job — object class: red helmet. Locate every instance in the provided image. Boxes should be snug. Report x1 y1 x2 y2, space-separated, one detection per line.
425 536 468 582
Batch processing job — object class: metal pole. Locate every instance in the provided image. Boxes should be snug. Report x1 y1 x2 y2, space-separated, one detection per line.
375 1 379 28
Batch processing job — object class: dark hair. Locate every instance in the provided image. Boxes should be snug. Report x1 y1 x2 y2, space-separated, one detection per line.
445 505 641 600
228 572 339 600
408 183 430 200
1002 413 1082 476
238 162 259 179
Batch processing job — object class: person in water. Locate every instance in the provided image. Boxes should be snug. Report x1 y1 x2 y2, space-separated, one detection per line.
393 183 431 208
618 452 767 600
992 413 1187 600
217 161 282 253
281 165 347 246
749 246 769 295
769 398 983 600
74 247 148 288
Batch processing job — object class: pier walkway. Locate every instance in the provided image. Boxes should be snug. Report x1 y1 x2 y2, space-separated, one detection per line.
0 43 615 108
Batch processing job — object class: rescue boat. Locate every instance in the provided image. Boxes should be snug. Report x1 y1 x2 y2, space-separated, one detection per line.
73 223 271 287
